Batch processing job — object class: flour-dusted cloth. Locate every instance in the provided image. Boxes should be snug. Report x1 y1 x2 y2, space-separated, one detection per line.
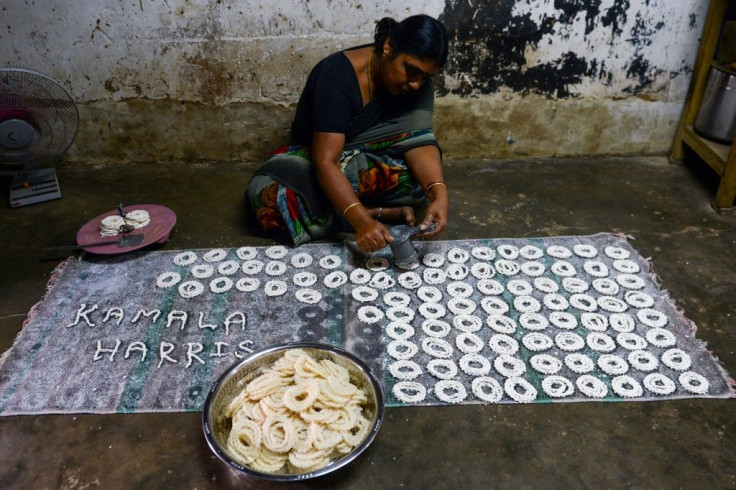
0 233 733 416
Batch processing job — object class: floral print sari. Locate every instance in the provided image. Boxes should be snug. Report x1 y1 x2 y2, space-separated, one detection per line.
247 129 435 246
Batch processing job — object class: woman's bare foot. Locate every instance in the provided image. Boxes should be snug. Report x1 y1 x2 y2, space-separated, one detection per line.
370 206 415 226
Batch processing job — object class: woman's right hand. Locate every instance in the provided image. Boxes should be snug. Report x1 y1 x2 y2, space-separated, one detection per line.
355 218 394 253
311 132 393 253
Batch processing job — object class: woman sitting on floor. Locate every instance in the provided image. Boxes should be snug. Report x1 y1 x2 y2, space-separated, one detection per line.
246 14 450 253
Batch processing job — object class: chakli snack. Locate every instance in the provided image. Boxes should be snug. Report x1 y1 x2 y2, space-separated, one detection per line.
225 349 371 474
573 244 598 258
520 261 545 277
191 264 214 279
422 268 446 285
458 353 491 376
488 334 519 356
318 254 341 269
417 286 442 303
236 246 258 261
434 379 467 403
264 245 288 259
541 375 575 398
627 350 659 372
293 272 318 288
265 261 288 276
351 286 379 303
389 360 422 380
386 322 415 341
156 271 181 289
236 277 260 292
383 291 411 307
576 375 608 398
427 358 458 380
507 279 533 296
99 208 150 236
565 353 595 374
419 302 446 322
210 277 234 294
611 375 643 398
218 260 240 276
173 251 198 266
295 288 322 305
357 305 383 324
643 373 676 395
178 280 204 299
678 371 710 394
470 262 495 279
422 252 445 267
203 248 228 262
369 272 395 290
241 259 264 275
264 280 287 297
290 252 314 269
455 332 484 354
470 246 495 261
529 354 562 375
422 319 451 338
447 247 470 264
519 244 543 260
323 271 347 289
477 278 504 295
392 381 427 403
99 215 126 237
123 209 150 229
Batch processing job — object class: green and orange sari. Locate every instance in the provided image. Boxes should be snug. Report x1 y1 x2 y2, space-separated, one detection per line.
247 126 439 246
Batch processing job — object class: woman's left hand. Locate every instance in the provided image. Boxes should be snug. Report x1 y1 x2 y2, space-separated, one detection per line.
418 194 448 238
403 146 449 240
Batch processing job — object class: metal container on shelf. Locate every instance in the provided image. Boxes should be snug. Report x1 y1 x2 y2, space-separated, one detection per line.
695 62 736 144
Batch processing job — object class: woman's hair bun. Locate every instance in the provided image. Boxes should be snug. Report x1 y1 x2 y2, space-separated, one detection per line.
373 15 448 67
374 17 397 49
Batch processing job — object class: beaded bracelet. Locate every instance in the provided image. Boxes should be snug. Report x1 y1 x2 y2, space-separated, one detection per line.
424 180 447 197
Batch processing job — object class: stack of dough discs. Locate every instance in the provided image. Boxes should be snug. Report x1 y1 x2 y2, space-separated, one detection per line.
124 209 151 228
99 215 126 236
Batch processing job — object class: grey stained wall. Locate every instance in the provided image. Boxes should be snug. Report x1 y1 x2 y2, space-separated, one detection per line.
2 0 707 164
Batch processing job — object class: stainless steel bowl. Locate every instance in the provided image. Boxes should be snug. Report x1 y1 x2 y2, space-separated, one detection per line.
202 342 384 481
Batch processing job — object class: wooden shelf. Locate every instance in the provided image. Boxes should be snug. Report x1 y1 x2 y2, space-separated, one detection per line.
681 125 729 174
671 0 735 215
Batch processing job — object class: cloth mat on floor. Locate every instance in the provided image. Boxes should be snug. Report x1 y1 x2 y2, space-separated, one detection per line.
0 233 733 415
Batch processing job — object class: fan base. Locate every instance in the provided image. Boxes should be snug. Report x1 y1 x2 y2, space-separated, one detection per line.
10 168 62 207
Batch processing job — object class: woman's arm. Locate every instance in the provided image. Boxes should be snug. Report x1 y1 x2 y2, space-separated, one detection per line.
311 131 395 252
404 144 449 239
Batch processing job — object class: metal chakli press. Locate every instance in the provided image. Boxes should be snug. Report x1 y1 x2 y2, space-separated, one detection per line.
388 223 435 268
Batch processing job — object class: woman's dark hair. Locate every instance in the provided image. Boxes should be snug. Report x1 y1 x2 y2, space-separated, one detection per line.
374 15 449 67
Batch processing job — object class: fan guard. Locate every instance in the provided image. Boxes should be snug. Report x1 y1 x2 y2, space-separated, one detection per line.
0 68 79 206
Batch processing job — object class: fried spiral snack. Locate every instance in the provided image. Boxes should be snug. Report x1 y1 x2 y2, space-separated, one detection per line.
225 349 370 474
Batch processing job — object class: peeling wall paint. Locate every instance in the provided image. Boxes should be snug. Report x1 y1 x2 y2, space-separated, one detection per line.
1 0 444 104
438 0 704 100
0 0 708 163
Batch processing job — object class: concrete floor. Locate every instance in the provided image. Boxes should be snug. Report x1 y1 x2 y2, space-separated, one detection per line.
0 155 734 489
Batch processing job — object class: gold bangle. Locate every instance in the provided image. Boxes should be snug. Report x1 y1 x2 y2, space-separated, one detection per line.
342 202 362 217
424 181 447 197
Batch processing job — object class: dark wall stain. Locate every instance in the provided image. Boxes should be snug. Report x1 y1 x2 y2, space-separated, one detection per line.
437 0 669 98
555 0 603 35
600 0 629 36
625 54 662 94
